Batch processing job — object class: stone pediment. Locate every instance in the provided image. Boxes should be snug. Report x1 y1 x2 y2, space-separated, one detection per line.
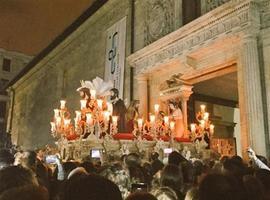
159 84 193 101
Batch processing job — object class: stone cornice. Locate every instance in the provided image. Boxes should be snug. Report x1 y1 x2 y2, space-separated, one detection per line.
127 0 262 75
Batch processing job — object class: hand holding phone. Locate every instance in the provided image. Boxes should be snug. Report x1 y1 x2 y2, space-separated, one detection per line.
45 155 58 164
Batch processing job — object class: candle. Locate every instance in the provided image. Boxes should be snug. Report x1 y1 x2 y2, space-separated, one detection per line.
56 117 61 126
90 89 96 99
203 112 209 121
64 119 71 127
150 114 155 124
112 116 118 126
54 109 60 118
74 118 78 125
170 121 175 130
200 104 206 113
137 118 143 129
164 116 169 125
50 122 56 132
154 104 160 113
80 100 87 110
107 102 113 115
200 120 205 129
86 113 93 125
190 123 196 133
75 111 81 121
103 111 110 122
97 99 103 109
60 100 66 109
210 124 215 134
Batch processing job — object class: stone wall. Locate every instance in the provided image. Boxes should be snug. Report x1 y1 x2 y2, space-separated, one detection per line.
10 0 132 149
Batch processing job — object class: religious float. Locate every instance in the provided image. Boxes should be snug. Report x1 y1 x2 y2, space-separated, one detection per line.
50 77 217 161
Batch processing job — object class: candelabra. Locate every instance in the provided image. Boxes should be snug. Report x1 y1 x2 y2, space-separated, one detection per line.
50 93 117 141
134 104 175 140
190 104 214 142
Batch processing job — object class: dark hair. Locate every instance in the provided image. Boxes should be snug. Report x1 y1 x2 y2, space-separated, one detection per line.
168 151 186 166
254 169 270 197
160 164 183 192
243 175 264 200
126 192 157 200
0 166 37 194
125 153 141 168
0 185 49 200
198 173 245 200
110 88 119 97
63 174 122 200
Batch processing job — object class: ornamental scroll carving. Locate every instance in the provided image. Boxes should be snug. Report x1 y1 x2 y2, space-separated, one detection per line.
205 0 230 13
144 0 174 45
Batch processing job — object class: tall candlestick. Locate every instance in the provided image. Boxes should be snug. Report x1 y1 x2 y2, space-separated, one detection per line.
80 100 87 110
54 109 60 118
150 114 155 124
90 89 96 99
210 124 215 134
112 116 118 126
60 100 66 109
170 121 175 130
75 111 81 121
200 104 206 113
86 113 93 125
50 122 56 132
190 123 196 133
137 118 143 129
164 116 169 125
97 99 103 109
154 104 160 114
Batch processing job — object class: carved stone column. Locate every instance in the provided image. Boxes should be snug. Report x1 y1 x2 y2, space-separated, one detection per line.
237 34 267 156
179 85 193 136
136 75 148 119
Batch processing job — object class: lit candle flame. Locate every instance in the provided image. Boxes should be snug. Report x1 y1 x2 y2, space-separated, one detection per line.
164 116 169 125
137 118 143 129
80 100 87 110
50 122 56 132
90 89 96 99
203 112 209 121
75 111 81 121
154 104 160 113
60 100 66 109
170 121 175 130
190 123 196 133
97 99 103 109
210 124 215 134
112 116 118 125
86 113 93 125
150 114 155 124
103 111 110 121
54 109 60 118
64 119 71 127
200 104 206 113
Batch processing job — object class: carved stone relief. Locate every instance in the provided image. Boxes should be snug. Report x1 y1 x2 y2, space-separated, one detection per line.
205 0 230 13
144 0 174 45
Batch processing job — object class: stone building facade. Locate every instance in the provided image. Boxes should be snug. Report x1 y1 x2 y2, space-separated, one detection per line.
6 0 270 157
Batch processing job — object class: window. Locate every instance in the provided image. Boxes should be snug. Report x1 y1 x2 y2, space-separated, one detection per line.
0 101 6 118
2 58 11 72
182 0 201 25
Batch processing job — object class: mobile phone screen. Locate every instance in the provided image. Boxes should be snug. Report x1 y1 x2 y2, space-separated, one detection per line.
91 149 101 158
45 155 57 164
131 183 148 193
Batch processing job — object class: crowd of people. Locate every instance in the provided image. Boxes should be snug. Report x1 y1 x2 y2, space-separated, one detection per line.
0 146 269 200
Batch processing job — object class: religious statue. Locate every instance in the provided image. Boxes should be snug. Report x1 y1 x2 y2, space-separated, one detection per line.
168 100 184 138
125 100 140 133
110 88 127 133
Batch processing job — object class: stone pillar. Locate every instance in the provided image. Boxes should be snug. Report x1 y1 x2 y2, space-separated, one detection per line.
237 34 267 156
136 75 148 120
179 85 193 134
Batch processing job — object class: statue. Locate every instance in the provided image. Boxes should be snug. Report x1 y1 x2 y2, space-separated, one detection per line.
125 100 140 133
168 100 184 138
109 88 127 133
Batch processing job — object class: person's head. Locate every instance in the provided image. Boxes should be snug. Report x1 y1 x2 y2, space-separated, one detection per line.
21 151 37 170
198 173 244 200
222 157 247 181
124 153 141 168
152 187 178 200
79 87 91 99
126 192 157 200
130 100 139 109
168 100 178 111
160 164 183 192
63 174 122 200
168 151 186 166
0 185 49 200
243 175 264 200
63 161 78 179
110 88 119 100
0 149 14 169
254 169 270 197
0 166 38 195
